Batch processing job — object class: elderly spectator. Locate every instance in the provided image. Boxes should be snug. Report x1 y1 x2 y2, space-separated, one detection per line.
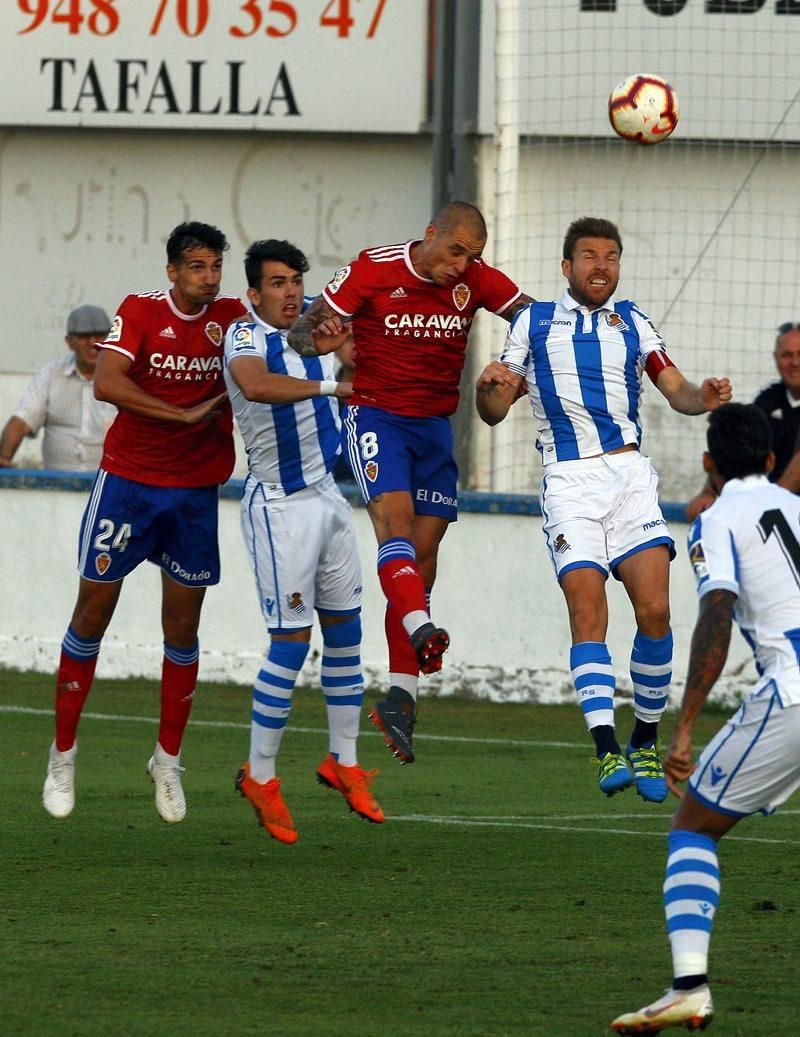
0 305 115 471
685 322 800 520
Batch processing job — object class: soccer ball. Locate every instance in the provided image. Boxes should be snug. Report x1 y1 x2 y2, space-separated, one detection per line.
608 74 679 144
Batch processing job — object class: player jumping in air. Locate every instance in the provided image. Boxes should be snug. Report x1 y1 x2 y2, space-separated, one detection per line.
476 217 731 801
288 201 532 764
42 222 246 824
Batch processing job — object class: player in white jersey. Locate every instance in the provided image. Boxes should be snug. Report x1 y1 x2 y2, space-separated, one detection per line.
476 217 732 800
223 239 383 843
611 402 800 1033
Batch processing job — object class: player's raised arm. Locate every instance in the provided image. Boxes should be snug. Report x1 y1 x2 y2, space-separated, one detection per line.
287 296 348 357
94 348 225 424
653 366 732 415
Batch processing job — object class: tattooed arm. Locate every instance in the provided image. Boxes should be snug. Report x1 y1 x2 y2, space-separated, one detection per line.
664 588 736 795
500 293 534 324
287 295 351 357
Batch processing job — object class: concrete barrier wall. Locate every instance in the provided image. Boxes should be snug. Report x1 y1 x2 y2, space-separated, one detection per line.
1 474 757 711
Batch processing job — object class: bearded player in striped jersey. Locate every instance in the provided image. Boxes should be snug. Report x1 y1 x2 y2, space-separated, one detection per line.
288 201 532 764
224 239 383 843
476 217 731 801
42 222 246 824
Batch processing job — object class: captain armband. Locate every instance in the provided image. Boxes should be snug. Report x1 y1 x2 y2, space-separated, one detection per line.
644 349 676 382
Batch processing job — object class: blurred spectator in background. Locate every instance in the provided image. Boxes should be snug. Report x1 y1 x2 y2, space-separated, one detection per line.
685 322 800 519
0 305 115 471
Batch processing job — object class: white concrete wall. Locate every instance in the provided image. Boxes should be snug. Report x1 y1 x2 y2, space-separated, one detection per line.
0 127 433 376
1 480 757 709
0 126 433 476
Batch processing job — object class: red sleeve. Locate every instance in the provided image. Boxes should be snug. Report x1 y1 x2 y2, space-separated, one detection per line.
644 349 676 383
477 262 522 315
220 296 248 323
100 294 145 363
321 254 369 317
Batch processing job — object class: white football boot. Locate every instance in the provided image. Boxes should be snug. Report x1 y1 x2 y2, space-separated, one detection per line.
43 742 77 818
147 746 186 823
612 984 714 1033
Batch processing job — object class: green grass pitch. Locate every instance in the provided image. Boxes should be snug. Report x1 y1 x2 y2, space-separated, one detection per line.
3 669 799 1035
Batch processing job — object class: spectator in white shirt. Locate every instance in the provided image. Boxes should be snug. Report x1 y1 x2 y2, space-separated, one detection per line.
0 305 115 471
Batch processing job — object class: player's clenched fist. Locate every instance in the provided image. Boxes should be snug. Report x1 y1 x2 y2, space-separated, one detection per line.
701 376 732 410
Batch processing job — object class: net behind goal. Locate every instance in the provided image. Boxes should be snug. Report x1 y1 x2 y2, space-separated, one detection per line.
469 0 800 502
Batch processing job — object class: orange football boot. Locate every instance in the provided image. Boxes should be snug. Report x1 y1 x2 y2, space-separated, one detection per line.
316 753 385 823
235 764 298 844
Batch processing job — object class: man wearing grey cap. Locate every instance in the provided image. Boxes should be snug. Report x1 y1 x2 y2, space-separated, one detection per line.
0 304 116 471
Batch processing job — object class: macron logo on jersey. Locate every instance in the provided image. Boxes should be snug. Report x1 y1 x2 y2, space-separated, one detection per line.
160 326 176 338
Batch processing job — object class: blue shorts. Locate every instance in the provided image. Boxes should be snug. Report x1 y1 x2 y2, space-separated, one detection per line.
342 404 458 521
77 470 221 586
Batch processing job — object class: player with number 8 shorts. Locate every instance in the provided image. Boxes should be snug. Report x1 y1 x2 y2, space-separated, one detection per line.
288 201 533 764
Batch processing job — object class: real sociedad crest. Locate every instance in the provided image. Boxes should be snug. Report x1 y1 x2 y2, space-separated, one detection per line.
452 283 470 311
205 321 223 346
606 312 630 332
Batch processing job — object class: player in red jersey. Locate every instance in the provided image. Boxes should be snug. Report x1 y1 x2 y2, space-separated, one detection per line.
42 222 247 824
288 201 532 763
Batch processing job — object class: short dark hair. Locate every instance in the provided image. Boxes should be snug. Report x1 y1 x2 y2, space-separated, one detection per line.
166 222 229 265
244 239 309 289
706 403 772 481
562 217 623 261
430 201 487 239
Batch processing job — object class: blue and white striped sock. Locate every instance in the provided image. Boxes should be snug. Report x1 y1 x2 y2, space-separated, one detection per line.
664 830 720 981
249 639 309 783
631 629 673 727
321 616 364 767
570 641 616 731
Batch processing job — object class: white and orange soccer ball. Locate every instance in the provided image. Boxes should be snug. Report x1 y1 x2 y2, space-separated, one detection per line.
608 74 679 144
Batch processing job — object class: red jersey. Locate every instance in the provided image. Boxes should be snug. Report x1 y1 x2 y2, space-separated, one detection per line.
99 290 246 487
322 240 521 417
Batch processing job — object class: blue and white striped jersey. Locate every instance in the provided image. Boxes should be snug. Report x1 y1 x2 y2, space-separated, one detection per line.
500 291 666 463
688 475 800 704
223 307 342 496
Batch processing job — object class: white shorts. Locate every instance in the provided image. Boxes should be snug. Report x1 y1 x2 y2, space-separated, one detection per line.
689 685 800 817
240 473 362 631
539 451 674 581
